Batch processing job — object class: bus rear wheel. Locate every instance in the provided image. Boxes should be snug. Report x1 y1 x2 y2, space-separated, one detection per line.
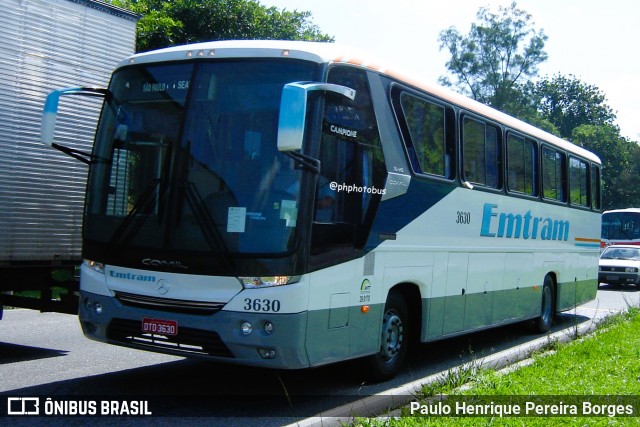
533 275 555 333
364 290 409 382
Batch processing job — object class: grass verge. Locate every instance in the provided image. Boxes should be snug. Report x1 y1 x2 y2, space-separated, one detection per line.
355 306 640 426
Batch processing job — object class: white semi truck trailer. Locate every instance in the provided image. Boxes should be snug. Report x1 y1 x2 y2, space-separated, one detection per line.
0 0 137 317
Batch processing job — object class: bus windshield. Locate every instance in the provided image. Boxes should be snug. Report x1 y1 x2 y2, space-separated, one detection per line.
84 60 318 260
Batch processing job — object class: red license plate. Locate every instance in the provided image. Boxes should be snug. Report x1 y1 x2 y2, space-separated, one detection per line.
141 318 178 336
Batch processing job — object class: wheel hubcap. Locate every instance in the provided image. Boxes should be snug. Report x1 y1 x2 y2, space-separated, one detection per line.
380 310 403 363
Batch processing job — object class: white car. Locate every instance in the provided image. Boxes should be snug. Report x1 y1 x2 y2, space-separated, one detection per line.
599 245 640 287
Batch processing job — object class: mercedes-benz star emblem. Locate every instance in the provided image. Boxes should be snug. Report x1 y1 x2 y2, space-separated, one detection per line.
156 279 170 295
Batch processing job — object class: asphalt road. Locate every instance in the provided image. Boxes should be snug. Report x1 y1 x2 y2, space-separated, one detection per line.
0 284 638 426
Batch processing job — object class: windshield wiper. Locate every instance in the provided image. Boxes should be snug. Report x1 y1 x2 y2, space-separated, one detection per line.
182 181 234 270
107 178 161 251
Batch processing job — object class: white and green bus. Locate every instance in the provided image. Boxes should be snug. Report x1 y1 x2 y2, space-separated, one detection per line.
42 40 602 381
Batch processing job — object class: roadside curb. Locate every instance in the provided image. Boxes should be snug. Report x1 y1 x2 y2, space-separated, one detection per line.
284 306 622 427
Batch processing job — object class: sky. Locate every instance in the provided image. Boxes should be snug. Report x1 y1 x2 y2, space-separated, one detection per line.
265 0 640 141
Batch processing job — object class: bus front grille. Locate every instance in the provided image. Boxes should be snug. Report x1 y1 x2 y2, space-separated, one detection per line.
107 318 234 358
115 291 225 315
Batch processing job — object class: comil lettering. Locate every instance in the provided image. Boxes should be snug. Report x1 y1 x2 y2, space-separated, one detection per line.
480 203 569 241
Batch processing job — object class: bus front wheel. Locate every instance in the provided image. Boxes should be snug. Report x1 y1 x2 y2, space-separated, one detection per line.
364 290 409 382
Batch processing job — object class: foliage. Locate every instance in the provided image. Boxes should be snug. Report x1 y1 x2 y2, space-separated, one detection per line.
572 124 640 209
438 1 548 110
109 0 333 52
530 75 637 210
438 1 640 210
533 74 617 139
499 80 559 134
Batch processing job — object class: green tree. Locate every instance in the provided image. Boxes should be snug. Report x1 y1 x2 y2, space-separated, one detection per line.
572 124 640 209
500 81 559 134
530 74 637 209
110 0 333 52
437 2 640 210
438 1 548 112
534 74 617 139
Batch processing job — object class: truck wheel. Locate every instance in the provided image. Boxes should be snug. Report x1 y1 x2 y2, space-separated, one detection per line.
533 275 555 333
364 291 409 382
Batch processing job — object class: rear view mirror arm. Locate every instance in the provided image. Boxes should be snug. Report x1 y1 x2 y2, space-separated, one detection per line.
284 151 321 174
51 142 96 165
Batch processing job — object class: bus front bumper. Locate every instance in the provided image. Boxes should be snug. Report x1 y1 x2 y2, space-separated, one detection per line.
79 290 311 370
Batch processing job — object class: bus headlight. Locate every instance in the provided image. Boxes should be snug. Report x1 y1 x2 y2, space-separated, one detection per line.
83 258 105 274
239 276 300 289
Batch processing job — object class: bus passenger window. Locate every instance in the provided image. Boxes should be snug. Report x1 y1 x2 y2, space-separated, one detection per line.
462 117 501 188
507 134 537 196
399 94 448 177
542 147 566 202
590 165 601 210
569 156 588 207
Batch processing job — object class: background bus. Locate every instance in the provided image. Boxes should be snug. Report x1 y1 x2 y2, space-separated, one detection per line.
41 40 602 381
601 208 640 247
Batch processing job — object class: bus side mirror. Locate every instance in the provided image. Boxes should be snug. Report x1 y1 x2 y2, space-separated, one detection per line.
277 82 356 152
41 88 70 147
41 87 108 163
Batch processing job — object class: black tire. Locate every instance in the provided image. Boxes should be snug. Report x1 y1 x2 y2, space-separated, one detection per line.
363 291 410 382
533 275 555 333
